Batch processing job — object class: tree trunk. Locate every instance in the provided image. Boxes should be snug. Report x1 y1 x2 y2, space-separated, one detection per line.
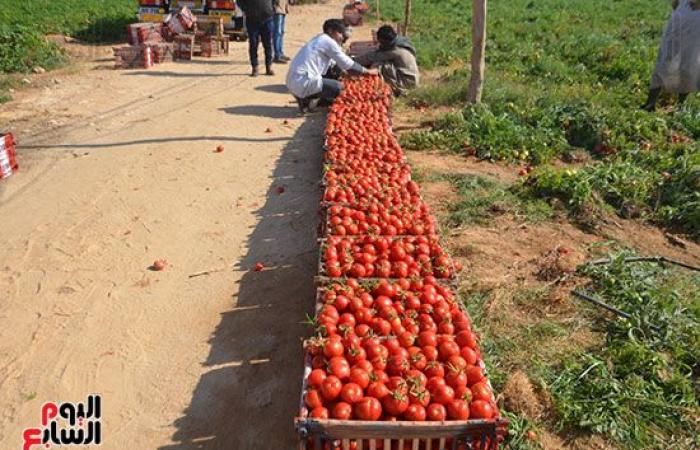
403 0 412 35
467 0 487 103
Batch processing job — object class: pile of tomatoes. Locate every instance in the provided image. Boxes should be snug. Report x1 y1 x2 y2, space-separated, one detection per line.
303 75 500 426
320 235 461 279
324 203 437 237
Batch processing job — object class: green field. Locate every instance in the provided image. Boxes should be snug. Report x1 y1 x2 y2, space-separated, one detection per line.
381 0 700 448
0 0 135 98
379 0 699 240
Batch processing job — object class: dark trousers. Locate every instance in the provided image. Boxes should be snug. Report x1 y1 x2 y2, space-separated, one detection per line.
247 18 274 68
321 78 343 102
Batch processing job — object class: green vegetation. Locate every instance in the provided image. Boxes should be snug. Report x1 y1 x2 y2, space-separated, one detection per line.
0 0 135 44
0 0 135 101
460 254 700 449
381 0 699 238
428 172 555 225
549 256 700 449
0 25 67 74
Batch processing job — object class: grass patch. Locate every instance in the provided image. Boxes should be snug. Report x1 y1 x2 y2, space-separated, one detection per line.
457 253 699 448
546 255 700 448
0 25 67 74
435 173 554 226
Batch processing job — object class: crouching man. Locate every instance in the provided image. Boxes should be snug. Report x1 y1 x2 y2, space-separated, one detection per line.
355 25 419 97
286 19 377 113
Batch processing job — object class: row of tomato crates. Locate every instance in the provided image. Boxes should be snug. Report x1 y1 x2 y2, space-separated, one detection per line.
296 77 507 450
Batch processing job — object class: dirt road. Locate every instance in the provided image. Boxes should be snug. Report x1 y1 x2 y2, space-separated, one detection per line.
0 1 345 448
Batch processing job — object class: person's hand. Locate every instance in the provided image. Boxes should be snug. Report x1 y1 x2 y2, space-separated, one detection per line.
365 68 379 76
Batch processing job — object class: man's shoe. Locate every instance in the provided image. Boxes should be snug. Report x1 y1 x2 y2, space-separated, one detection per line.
273 58 288 64
281 55 291 62
265 65 275 76
250 66 259 77
296 96 311 113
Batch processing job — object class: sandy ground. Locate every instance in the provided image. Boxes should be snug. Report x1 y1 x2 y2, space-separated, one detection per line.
0 1 349 449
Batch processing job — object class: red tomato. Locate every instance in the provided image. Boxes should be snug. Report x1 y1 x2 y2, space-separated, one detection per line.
409 351 427 371
460 347 478 365
403 403 426 421
341 383 364 404
454 385 473 402
446 355 467 371
310 406 329 419
349 368 370 389
354 397 382 420
445 369 468 389
308 369 327 388
469 400 495 419
332 402 353 419
418 331 438 347
386 354 410 376
424 361 445 379
426 403 447 421
383 391 409 416
471 382 494 402
408 388 431 407
432 385 455 405
327 356 351 380
366 381 390 399
466 365 485 385
423 345 438 361
320 375 342 401
447 400 470 420
305 389 323 409
438 341 461 361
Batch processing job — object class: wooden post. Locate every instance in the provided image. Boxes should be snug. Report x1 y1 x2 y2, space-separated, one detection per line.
467 0 487 103
376 0 381 25
403 0 412 35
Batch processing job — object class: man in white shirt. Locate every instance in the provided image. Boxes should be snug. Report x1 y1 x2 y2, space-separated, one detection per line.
286 19 376 112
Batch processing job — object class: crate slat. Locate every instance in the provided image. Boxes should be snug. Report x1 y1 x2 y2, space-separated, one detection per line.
300 419 500 439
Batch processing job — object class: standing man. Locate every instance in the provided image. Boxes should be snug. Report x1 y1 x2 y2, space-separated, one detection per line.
641 0 700 110
354 25 419 96
273 0 290 64
286 19 377 112
237 0 275 76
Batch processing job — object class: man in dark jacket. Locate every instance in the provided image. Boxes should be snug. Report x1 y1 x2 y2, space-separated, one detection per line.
238 0 275 76
355 25 419 96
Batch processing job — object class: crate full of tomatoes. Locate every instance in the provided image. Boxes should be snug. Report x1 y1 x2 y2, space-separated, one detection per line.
296 75 508 450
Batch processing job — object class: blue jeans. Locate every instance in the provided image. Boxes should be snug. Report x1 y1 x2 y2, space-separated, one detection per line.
273 14 286 59
246 18 274 67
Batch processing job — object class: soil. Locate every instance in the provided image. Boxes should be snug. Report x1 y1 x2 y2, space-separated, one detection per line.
0 1 348 449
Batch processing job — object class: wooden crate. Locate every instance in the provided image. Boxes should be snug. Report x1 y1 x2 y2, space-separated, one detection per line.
296 419 508 450
196 15 225 38
174 34 195 60
296 348 508 450
348 41 379 58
